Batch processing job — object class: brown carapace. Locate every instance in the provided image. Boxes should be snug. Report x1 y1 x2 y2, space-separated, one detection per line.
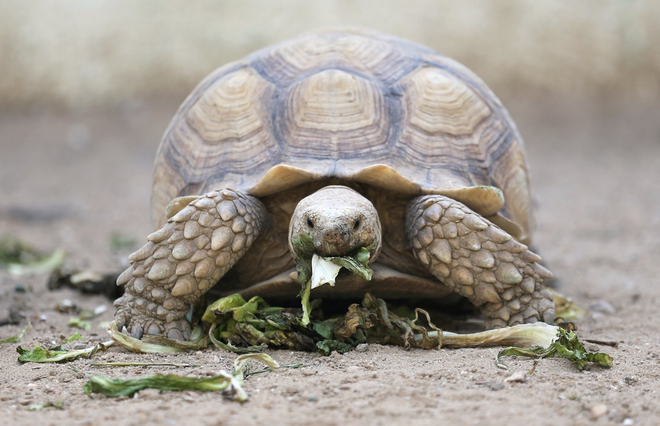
114 28 554 340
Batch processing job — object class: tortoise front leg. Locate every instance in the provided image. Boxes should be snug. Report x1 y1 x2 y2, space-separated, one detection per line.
405 195 555 329
114 189 268 340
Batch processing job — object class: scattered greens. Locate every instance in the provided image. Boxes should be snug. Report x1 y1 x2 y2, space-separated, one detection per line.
107 321 208 353
26 401 64 411
17 340 114 363
197 292 613 371
68 317 92 330
65 332 84 343
0 237 65 275
84 353 279 402
0 322 30 343
496 327 613 370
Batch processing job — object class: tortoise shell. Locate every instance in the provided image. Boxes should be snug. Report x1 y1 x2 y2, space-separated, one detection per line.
151 28 533 245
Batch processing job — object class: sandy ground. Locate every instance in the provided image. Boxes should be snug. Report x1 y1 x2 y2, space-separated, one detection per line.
1 96 659 426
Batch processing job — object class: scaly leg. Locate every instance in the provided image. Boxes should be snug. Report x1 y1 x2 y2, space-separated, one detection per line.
405 195 554 329
114 189 268 339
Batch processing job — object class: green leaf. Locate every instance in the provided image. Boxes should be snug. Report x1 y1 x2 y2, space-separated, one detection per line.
65 332 83 343
202 293 247 323
17 341 113 363
84 373 236 398
300 278 312 326
312 321 335 340
68 317 91 330
550 289 588 320
208 322 266 354
0 321 30 343
496 328 613 370
326 247 372 281
0 237 65 275
292 233 315 286
26 401 64 411
84 353 278 403
316 340 355 356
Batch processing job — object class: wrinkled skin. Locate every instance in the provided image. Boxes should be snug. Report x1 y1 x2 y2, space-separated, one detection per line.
288 186 382 259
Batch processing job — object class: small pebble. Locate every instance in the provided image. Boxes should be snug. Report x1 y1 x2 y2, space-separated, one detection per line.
591 403 609 417
623 418 634 425
504 371 526 383
302 370 317 376
347 366 360 372
355 343 369 352
590 300 616 315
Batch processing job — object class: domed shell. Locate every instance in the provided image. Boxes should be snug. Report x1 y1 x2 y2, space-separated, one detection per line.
151 28 534 243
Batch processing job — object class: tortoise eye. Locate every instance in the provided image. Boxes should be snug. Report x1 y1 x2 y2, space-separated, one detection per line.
353 219 361 230
307 217 314 229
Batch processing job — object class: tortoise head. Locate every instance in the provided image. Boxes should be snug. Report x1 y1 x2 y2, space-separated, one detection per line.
289 185 382 260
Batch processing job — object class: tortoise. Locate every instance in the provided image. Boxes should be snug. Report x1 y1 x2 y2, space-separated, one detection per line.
114 28 555 340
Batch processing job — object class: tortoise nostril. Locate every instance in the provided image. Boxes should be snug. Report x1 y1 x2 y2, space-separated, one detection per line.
307 217 314 229
353 219 361 230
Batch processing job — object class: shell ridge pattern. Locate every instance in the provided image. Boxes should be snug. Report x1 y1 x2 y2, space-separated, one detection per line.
151 29 533 238
420 58 503 112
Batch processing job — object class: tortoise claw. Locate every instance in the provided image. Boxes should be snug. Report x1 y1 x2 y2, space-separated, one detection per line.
167 329 184 340
129 325 143 339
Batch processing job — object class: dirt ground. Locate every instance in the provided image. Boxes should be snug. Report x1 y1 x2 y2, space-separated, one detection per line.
1 95 659 426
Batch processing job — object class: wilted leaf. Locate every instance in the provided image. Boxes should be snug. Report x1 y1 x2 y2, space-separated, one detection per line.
202 293 248 323
550 289 588 320
496 328 613 370
440 322 559 349
0 237 65 276
68 317 91 330
107 320 207 353
0 322 30 343
316 340 354 356
326 247 372 281
65 332 83 343
26 401 64 411
17 340 113 363
84 353 278 403
84 373 236 398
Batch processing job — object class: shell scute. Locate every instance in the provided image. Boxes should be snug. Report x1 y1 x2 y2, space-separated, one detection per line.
151 28 533 243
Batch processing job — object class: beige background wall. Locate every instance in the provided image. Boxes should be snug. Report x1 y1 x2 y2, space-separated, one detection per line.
1 0 658 108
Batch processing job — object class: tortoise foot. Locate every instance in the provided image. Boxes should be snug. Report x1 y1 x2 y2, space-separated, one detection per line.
114 292 192 340
113 188 268 339
406 195 555 328
482 285 555 329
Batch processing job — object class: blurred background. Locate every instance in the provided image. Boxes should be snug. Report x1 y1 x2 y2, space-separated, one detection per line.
1 0 659 284
1 0 659 108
